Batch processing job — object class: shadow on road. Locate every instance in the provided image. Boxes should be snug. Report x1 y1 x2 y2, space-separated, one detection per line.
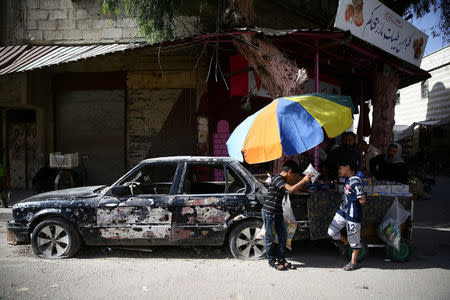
69 227 450 271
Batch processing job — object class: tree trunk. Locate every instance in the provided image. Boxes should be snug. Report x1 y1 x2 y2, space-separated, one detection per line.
233 33 308 98
224 0 255 26
370 67 400 153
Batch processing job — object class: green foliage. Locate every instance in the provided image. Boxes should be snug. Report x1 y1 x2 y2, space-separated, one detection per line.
406 0 449 43
386 0 449 43
100 0 185 42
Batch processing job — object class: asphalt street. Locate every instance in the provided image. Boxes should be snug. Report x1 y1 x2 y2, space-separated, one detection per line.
0 176 449 300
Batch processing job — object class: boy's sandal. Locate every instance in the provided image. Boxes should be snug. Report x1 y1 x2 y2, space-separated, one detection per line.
279 259 297 270
269 260 287 271
343 262 359 271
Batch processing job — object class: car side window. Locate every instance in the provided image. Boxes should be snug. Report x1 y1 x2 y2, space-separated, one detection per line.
226 166 246 194
120 163 177 195
182 163 226 194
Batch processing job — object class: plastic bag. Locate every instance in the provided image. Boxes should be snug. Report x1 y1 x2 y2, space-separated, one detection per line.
377 198 411 250
255 225 265 240
256 194 297 250
303 163 320 183
264 173 272 184
282 194 297 250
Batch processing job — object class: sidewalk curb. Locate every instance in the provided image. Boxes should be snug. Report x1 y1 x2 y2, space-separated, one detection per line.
0 208 12 221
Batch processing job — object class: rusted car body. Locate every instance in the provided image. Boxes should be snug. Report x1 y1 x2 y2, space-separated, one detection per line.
7 156 268 259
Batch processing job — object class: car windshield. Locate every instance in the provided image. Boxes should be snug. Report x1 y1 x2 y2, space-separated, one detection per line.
94 185 109 194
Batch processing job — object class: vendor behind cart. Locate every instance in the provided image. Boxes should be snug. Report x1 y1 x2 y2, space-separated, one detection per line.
325 132 360 180
370 143 408 183
358 140 382 176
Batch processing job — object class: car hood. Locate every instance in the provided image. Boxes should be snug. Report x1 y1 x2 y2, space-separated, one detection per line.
18 185 106 203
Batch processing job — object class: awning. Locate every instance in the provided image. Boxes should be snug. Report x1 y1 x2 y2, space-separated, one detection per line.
394 117 450 141
192 27 431 89
0 44 142 75
0 28 430 89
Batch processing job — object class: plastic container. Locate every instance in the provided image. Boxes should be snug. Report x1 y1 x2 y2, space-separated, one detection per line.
49 152 79 169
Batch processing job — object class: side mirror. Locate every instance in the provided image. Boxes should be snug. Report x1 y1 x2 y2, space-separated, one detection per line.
110 185 130 197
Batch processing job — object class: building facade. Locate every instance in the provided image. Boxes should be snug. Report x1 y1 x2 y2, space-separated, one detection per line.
396 46 450 125
0 0 430 190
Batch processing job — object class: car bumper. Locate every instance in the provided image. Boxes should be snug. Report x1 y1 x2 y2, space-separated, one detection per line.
7 220 30 244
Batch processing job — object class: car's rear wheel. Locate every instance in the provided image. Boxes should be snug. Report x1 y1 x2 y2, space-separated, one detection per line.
31 217 81 259
229 219 265 260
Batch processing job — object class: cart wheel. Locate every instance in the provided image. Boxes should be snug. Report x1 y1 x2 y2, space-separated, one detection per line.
55 170 74 190
346 242 368 261
387 238 411 262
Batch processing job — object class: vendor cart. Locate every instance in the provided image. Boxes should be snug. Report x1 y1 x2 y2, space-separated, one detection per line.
289 183 414 262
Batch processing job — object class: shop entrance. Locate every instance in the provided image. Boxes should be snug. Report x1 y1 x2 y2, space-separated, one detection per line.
2 109 38 189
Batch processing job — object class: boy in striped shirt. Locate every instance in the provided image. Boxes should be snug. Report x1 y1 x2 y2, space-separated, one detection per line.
262 160 311 271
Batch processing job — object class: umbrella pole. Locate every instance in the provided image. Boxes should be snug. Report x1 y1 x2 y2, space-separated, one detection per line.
359 80 364 168
314 38 320 171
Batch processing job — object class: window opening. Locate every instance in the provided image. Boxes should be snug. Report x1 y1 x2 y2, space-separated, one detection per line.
421 80 429 98
119 163 177 195
182 163 226 194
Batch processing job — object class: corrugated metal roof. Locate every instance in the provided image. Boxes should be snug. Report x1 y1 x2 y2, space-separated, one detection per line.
0 43 141 75
0 28 343 76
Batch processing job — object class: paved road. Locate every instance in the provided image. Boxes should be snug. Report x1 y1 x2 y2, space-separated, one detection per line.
1 177 449 300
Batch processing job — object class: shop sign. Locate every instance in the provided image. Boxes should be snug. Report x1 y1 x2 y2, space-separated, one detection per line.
334 0 428 67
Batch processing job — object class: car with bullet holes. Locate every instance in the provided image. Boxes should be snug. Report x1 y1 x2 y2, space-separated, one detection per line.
8 156 273 259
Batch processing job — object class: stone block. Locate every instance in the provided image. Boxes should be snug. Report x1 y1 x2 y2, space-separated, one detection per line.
60 0 74 9
122 27 143 39
28 30 43 41
75 9 89 19
26 0 39 9
93 19 114 29
115 18 138 28
40 0 61 9
49 9 67 20
82 29 102 40
61 29 82 40
76 19 94 30
102 28 122 39
27 9 49 20
43 30 63 40
57 19 76 30
38 20 57 30
26 20 38 30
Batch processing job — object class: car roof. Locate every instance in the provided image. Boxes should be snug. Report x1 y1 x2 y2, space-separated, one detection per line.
139 156 239 164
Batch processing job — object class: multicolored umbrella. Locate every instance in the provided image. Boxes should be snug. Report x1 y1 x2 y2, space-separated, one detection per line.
226 94 355 164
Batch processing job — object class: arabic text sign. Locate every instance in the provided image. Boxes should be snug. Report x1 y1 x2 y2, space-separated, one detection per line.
334 0 428 67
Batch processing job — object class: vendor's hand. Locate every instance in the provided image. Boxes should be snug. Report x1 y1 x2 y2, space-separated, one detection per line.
302 173 313 183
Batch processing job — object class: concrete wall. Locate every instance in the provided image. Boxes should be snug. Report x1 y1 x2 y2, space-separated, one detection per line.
0 72 52 158
0 74 27 106
1 0 26 44
0 71 52 188
1 0 201 45
0 44 208 186
127 89 196 168
0 0 340 45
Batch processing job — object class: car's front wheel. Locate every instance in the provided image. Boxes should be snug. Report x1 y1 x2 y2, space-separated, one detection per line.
229 219 265 260
31 217 81 259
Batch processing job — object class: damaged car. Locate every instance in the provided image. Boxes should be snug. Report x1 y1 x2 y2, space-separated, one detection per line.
7 156 268 259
